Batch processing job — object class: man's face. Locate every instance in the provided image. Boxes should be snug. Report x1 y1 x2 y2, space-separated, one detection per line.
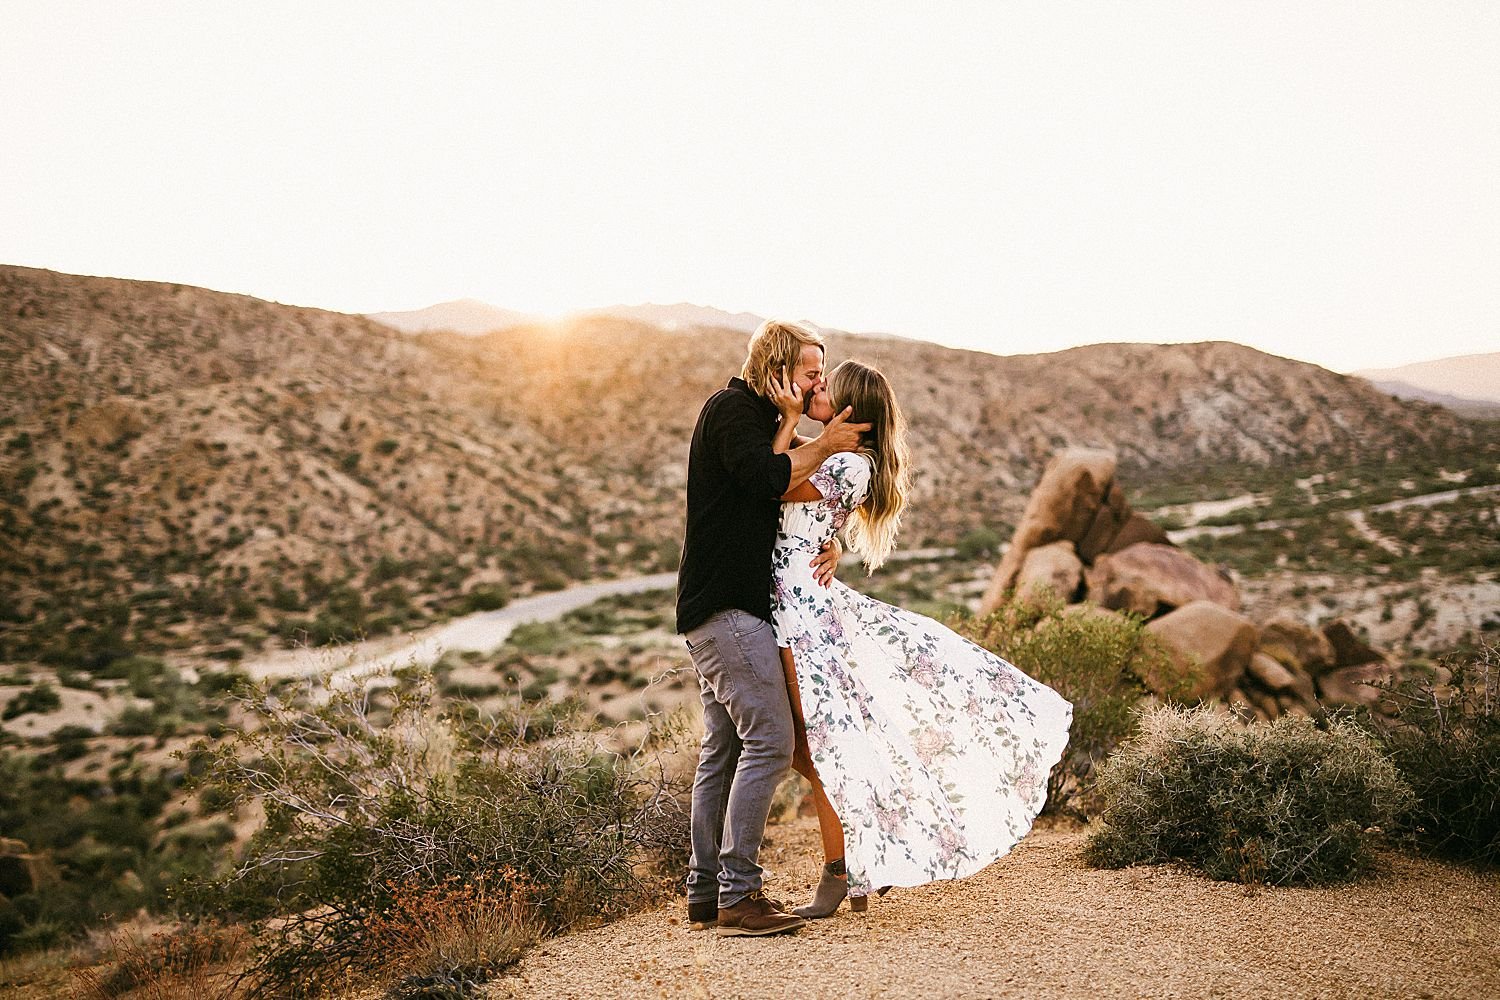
791 345 825 402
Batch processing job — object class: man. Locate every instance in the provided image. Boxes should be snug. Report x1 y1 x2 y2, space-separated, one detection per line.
677 319 870 937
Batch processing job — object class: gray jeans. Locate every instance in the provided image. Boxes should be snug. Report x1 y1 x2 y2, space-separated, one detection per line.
684 608 794 908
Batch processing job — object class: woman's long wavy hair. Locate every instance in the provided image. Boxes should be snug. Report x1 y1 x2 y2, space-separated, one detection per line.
825 359 910 573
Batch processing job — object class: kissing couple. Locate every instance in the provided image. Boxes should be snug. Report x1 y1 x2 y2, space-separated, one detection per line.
676 320 1073 936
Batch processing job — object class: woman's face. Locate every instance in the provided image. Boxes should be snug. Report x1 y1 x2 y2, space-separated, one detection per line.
808 381 838 424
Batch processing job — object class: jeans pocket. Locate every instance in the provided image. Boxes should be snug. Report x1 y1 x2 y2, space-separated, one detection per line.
728 610 769 639
687 635 733 702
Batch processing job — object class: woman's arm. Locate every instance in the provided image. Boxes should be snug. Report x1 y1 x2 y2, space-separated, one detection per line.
781 479 824 502
768 366 803 456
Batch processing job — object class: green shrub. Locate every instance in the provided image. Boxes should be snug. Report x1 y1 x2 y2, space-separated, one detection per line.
461 584 510 613
951 595 1173 815
502 621 568 656
955 525 1003 560
2 682 61 720
1084 706 1414 885
1355 640 1499 866
184 671 689 998
108 706 158 737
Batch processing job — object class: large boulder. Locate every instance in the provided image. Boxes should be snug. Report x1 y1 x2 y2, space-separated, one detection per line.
1322 620 1387 669
1258 615 1337 676
1246 651 1318 709
1016 540 1084 604
1143 600 1258 701
1318 662 1398 709
982 449 1119 611
1076 480 1132 563
1104 512 1171 554
1084 542 1240 618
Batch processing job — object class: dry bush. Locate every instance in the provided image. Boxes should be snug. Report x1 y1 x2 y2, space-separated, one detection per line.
366 871 540 995
1085 705 1414 885
1356 639 1500 865
181 669 690 998
74 922 248 1000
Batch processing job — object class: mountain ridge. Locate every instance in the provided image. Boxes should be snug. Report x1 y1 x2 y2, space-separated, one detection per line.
1 264 1479 667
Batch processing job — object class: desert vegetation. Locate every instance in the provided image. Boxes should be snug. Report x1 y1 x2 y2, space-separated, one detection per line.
175 670 690 997
4 267 1499 996
1083 707 1414 885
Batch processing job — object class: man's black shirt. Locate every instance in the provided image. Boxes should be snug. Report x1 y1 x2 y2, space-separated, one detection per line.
675 378 794 634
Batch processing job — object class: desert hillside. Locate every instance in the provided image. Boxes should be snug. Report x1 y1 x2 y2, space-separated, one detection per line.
0 265 1481 667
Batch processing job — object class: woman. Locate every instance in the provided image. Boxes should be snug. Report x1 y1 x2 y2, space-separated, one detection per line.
766 359 1072 917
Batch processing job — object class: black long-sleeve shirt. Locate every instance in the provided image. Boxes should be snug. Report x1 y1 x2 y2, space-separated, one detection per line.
675 377 794 634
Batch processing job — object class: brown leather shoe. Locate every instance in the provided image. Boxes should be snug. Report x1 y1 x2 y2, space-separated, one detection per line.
716 891 807 937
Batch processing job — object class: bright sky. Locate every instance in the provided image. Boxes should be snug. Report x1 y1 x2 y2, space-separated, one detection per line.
3 2 1497 373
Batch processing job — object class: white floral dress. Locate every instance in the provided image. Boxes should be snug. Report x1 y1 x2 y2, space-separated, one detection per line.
772 452 1073 894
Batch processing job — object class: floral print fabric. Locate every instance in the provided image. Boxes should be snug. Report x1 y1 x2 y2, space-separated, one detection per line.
772 453 1073 893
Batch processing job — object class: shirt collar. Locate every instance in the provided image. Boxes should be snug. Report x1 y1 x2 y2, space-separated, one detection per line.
728 377 779 421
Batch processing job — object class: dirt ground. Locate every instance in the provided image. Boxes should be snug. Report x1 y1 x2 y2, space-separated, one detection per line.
489 815 1500 1000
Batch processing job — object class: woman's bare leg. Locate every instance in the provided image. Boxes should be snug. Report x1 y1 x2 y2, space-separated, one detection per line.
781 647 846 865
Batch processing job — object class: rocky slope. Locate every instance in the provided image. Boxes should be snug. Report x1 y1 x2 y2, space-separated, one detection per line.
0 265 1478 667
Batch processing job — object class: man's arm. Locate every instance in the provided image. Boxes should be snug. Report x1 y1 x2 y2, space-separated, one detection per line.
786 407 868 490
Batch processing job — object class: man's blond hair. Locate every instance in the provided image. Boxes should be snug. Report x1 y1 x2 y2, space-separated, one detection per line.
741 319 825 398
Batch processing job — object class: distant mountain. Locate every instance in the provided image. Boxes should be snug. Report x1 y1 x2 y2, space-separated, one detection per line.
367 298 537 335
1359 379 1500 418
2 265 1485 668
579 302 765 333
370 300 767 337
1354 352 1500 407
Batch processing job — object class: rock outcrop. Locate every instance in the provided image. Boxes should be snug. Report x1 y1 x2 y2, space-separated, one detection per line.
1322 620 1388 670
1317 661 1399 709
1258 615 1338 676
983 449 1120 608
1084 543 1240 617
983 449 1403 721
1143 601 1258 701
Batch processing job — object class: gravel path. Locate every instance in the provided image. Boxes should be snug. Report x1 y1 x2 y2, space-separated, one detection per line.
489 815 1500 1000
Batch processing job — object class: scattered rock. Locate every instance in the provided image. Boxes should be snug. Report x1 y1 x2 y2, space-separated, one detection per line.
1084 543 1240 618
1143 600 1258 701
1243 685 1281 720
1322 620 1387 669
1259 615 1337 675
1246 651 1318 708
1247 650 1298 691
1016 540 1084 604
1317 662 1398 709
